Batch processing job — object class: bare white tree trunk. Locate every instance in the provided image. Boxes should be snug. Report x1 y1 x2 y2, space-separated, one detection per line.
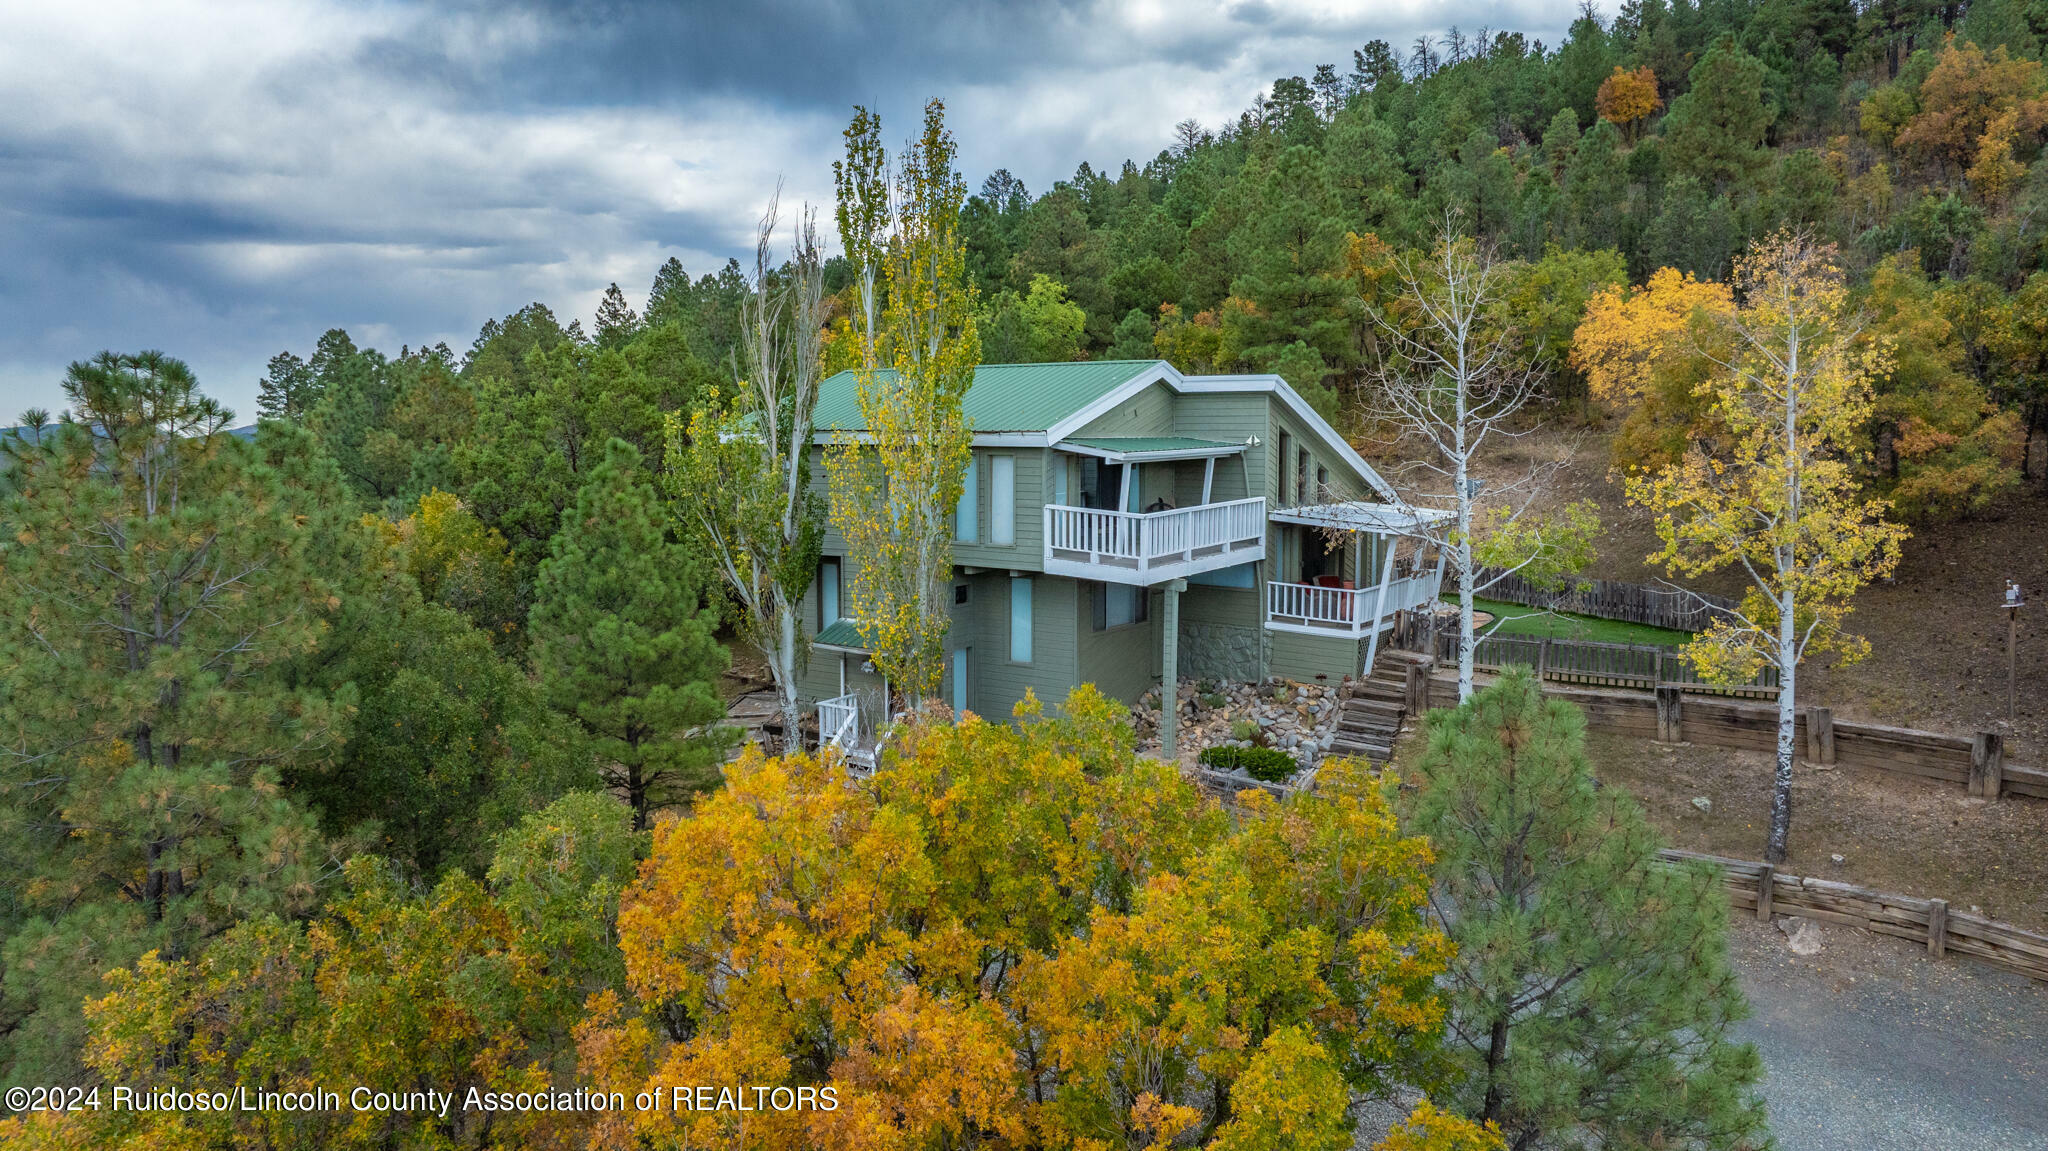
1366 228 1558 702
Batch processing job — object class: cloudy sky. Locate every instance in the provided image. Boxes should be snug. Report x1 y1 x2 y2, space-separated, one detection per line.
1 0 1590 419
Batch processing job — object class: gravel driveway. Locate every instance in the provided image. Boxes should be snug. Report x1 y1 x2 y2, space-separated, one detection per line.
1729 918 2048 1149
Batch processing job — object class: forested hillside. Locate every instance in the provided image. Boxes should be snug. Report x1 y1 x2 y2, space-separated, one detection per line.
263 0 2044 538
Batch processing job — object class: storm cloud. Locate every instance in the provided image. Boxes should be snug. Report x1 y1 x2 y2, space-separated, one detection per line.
0 0 1586 417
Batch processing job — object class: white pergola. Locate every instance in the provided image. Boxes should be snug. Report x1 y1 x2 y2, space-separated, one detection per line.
1263 501 1453 671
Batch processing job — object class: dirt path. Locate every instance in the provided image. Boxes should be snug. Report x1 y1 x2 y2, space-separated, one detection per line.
1586 731 2048 932
1729 918 2048 1150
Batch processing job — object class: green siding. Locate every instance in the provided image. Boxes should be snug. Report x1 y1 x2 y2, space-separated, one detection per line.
958 573 1083 718
1268 629 1365 683
1074 380 1175 439
1180 583 1258 627
1073 582 1161 704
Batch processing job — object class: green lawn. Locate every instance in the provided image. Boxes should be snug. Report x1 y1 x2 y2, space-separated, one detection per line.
1444 595 1697 647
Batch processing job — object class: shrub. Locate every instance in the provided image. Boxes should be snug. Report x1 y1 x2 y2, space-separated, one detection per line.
1199 744 1300 782
1230 720 1259 743
1200 692 1228 709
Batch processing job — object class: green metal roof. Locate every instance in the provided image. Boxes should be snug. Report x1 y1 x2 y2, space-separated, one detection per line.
813 360 1161 434
1062 436 1240 454
813 619 870 651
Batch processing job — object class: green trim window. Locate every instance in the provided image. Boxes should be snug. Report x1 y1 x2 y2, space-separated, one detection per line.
1010 577 1033 663
989 455 1016 545
956 455 979 542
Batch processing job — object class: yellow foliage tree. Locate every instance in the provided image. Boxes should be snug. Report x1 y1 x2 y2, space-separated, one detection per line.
1571 267 1737 473
1594 65 1662 140
1624 234 1909 864
582 688 1484 1150
826 101 980 703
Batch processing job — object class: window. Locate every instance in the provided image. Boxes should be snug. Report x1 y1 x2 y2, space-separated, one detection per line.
989 455 1017 545
954 583 970 605
1091 581 1148 631
819 559 841 628
1278 432 1292 501
1297 448 1310 503
951 648 970 713
955 455 979 542
1010 577 1033 663
1316 465 1328 498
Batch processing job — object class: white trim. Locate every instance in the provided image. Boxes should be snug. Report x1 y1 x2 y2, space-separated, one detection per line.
1055 441 1244 463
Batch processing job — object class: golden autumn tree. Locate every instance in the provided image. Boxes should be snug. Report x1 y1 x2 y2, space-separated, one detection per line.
1895 35 2048 175
1594 65 1662 141
0 793 641 1151
825 100 979 703
581 688 1493 1151
1572 266 1737 473
1624 234 1908 864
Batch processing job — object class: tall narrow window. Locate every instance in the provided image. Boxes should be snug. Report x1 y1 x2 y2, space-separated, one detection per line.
819 558 841 628
955 454 979 542
951 648 969 713
1053 454 1069 505
989 455 1016 545
1297 448 1310 503
1278 432 1292 502
1010 577 1033 663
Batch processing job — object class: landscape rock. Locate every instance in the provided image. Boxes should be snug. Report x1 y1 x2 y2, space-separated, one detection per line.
1778 916 1825 956
1691 796 1713 813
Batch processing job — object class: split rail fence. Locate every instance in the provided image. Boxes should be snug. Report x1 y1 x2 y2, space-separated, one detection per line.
1661 848 2048 982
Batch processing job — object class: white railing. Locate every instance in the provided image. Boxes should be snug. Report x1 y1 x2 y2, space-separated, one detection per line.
818 693 859 753
1043 497 1265 583
1266 571 1442 635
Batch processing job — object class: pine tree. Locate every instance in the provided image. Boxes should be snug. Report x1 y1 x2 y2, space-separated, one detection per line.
1107 306 1157 359
256 350 319 421
530 439 730 828
0 353 339 1085
1409 668 1770 1150
1661 36 1774 190
594 282 642 348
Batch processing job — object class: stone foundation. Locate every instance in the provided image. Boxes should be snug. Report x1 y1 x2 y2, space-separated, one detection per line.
1179 621 1263 684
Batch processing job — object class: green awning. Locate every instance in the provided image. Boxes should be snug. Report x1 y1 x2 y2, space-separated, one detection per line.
813 618 870 652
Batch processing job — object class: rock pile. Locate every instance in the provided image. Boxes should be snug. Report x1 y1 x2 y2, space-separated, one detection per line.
1131 677 1347 773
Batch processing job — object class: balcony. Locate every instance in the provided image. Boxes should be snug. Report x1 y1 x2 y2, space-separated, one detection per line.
1043 497 1266 585
1265 571 1442 637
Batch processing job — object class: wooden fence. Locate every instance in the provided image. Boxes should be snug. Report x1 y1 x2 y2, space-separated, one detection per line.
1456 566 1742 632
1661 848 2048 982
1403 672 2048 802
1409 630 1780 698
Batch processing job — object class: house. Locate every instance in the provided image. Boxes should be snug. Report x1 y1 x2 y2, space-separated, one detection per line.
799 359 1450 767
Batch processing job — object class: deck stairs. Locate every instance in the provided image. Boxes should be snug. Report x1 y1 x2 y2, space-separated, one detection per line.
1326 650 1432 764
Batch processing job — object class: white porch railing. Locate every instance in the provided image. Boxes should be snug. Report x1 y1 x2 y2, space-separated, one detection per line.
819 693 858 751
1265 571 1442 636
1043 497 1265 585
818 692 883 774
